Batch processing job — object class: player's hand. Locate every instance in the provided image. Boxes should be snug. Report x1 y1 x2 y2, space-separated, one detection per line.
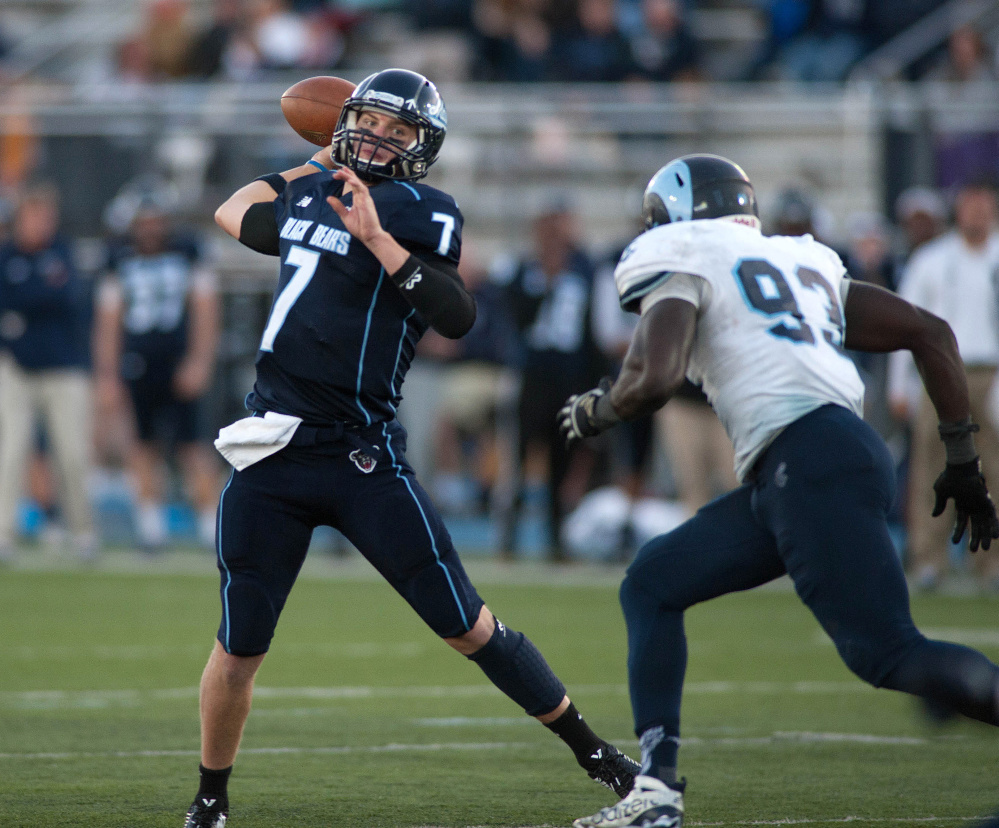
932 458 999 552
327 167 385 246
558 377 618 447
173 356 212 400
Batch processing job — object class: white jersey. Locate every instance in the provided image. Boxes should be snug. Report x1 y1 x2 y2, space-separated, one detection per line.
615 218 865 481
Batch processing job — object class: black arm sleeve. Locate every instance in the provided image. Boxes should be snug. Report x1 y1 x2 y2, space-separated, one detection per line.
238 202 280 256
389 251 476 338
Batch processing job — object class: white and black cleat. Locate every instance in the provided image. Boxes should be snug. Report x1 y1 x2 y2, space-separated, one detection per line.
573 774 684 827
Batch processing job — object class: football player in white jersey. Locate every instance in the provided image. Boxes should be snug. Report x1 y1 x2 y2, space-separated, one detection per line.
562 154 999 827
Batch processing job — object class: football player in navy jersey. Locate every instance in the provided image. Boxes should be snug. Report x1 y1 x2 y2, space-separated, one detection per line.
182 68 638 828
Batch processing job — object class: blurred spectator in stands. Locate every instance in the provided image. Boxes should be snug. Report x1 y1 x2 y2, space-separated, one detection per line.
493 201 608 562
420 244 519 516
223 0 343 77
403 0 474 31
894 185 947 264
924 23 997 83
844 210 899 291
0 86 40 199
627 0 700 82
94 194 222 551
189 0 245 79
397 0 475 81
742 0 811 80
0 183 98 563
888 178 999 592
773 0 871 82
549 0 637 82
117 0 196 82
928 25 999 190
470 0 554 82
767 187 838 247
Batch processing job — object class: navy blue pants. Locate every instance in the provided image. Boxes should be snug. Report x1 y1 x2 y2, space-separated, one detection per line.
214 420 485 656
622 404 998 765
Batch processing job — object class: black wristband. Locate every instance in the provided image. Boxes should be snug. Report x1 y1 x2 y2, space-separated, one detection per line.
253 173 287 195
388 255 424 291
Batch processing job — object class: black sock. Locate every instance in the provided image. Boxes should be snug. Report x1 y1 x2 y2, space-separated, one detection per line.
195 764 232 812
544 702 607 766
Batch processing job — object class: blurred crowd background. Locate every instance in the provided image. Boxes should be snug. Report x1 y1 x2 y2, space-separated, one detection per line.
1 0 999 590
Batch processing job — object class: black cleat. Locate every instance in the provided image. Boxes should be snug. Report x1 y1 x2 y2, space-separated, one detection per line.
582 743 641 798
184 797 228 828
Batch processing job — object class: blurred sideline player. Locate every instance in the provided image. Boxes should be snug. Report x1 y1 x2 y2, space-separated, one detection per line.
94 196 222 550
186 68 638 828
561 154 999 826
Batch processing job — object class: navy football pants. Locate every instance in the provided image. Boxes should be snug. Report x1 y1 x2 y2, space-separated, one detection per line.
622 405 999 766
214 420 485 656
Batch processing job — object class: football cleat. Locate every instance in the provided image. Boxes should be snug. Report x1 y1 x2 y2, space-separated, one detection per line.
573 775 684 827
583 744 641 798
183 797 227 828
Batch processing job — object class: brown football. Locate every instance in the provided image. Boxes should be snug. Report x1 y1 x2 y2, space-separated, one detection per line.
280 76 356 147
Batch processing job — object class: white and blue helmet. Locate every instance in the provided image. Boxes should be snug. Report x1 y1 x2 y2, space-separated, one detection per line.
642 154 759 229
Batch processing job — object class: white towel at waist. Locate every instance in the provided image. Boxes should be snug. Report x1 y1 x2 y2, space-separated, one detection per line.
214 411 303 471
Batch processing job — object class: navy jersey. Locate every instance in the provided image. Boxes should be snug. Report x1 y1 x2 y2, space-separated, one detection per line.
0 237 91 371
247 171 463 427
105 232 203 361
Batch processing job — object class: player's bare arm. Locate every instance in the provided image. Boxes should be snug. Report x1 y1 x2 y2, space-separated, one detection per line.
559 296 696 445
843 280 969 423
844 280 998 551
612 297 698 420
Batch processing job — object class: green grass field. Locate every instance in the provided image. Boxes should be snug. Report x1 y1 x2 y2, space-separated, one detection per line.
0 550 997 827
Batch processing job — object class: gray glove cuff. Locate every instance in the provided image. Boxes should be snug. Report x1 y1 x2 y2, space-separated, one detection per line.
593 391 621 429
938 417 979 465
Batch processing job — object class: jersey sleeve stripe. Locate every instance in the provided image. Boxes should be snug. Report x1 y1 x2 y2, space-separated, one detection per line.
619 270 675 310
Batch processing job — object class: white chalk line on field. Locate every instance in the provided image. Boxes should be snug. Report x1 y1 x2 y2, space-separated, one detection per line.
0 730 969 761
0 680 878 710
0 741 532 761
1 641 427 661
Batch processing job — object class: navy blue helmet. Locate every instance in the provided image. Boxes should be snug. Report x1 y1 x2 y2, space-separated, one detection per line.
332 68 447 182
642 154 758 230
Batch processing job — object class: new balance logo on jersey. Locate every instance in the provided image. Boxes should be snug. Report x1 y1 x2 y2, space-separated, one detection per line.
402 269 422 290
296 196 313 207
350 449 377 473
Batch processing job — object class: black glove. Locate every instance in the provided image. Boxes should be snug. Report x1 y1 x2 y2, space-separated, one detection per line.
931 457 999 552
558 377 619 447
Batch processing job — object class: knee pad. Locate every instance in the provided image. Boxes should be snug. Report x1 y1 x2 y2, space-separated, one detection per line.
467 620 566 717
